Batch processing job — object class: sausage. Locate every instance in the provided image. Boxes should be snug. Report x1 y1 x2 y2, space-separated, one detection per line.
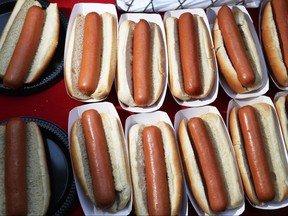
5 117 27 215
187 117 228 212
142 126 170 215
132 19 151 106
238 105 275 202
78 12 102 95
178 13 202 96
81 109 116 208
271 0 288 69
217 5 256 87
3 6 45 89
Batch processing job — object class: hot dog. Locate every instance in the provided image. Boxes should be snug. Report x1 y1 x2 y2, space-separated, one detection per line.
165 13 215 101
77 12 102 95
274 94 288 151
132 20 152 106
70 109 131 212
178 13 202 96
3 6 45 89
0 118 50 215
177 112 243 214
213 5 263 93
187 117 228 212
229 102 288 205
128 121 183 215
117 19 165 107
238 106 275 202
81 110 115 208
0 0 60 89
261 0 288 87
65 12 116 100
5 117 27 215
142 126 170 215
218 5 255 88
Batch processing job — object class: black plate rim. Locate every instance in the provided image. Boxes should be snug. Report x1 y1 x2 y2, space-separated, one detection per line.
0 116 78 216
0 0 68 96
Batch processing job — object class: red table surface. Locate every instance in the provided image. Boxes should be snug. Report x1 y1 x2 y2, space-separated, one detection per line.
0 0 287 215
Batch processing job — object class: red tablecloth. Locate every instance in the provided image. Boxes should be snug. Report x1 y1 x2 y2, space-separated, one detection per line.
0 0 287 215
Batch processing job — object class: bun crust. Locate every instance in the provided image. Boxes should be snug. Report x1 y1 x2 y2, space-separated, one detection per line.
117 20 165 107
178 113 243 214
165 15 215 101
0 0 28 50
229 103 288 205
261 2 288 87
274 95 288 151
213 7 263 93
128 122 183 215
70 112 131 212
65 12 117 100
116 20 136 106
26 122 51 215
26 3 60 83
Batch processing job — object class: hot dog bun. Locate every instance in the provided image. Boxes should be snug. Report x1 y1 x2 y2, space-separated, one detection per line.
261 0 288 87
0 0 60 87
65 12 116 100
128 121 183 215
274 94 288 151
177 112 243 214
0 119 50 215
117 19 165 107
213 6 263 94
70 110 131 212
165 14 215 101
229 103 288 205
